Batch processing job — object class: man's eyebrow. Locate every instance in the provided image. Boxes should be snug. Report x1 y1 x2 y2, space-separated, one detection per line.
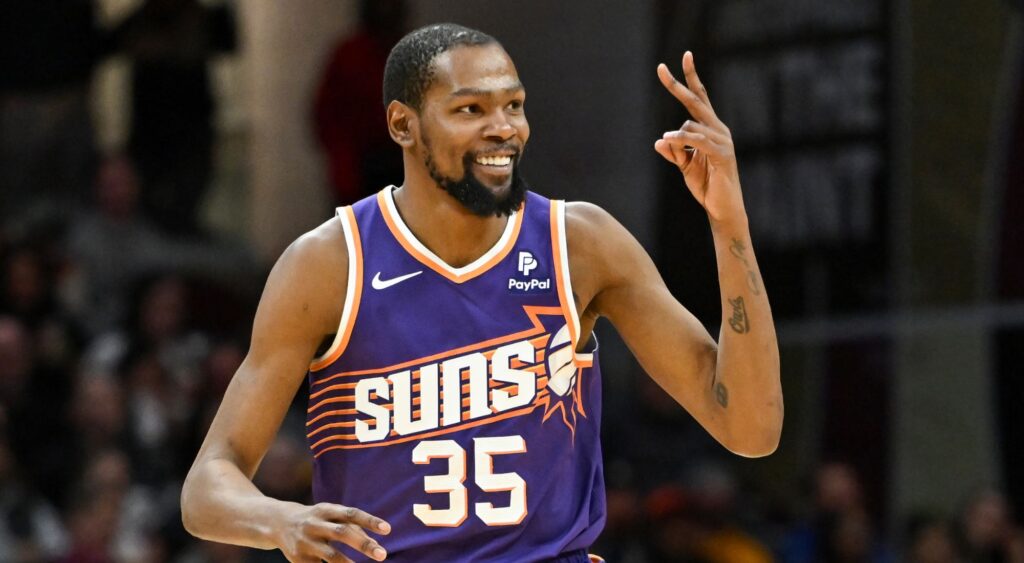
448 84 525 99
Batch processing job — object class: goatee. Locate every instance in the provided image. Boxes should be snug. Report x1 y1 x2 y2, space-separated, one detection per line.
425 150 528 218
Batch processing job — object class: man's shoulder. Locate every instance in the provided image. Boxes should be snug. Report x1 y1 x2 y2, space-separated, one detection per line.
274 215 349 289
563 201 619 245
290 215 348 261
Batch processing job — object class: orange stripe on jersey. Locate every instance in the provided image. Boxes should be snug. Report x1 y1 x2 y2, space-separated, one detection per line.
306 407 358 426
309 381 360 400
307 420 357 439
550 200 582 357
376 189 525 284
310 206 364 371
311 305 561 387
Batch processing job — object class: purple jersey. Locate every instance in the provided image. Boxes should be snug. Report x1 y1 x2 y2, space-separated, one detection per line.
305 187 605 562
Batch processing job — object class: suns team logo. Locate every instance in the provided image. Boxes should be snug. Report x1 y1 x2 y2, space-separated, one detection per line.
304 307 589 455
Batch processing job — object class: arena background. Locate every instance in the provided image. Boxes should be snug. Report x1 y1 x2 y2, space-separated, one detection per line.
1 0 1022 561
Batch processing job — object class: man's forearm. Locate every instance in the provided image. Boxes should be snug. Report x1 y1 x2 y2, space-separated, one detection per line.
708 215 783 457
181 457 291 550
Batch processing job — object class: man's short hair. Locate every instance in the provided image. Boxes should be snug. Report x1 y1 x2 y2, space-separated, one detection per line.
383 23 500 111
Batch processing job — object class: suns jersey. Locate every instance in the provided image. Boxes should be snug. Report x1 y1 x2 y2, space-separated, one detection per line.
304 186 605 562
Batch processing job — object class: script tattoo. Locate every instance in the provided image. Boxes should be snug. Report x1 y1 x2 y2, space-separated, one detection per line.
728 296 749 334
729 238 761 296
714 381 729 408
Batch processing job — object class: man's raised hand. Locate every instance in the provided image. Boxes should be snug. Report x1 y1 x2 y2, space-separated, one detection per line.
654 51 746 226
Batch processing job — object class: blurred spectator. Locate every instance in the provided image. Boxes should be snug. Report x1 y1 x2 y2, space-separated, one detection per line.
79 449 164 563
46 374 129 511
121 347 190 488
780 461 895 562
0 0 102 229
904 513 960 563
645 484 707 562
112 0 236 235
67 155 260 335
313 0 406 205
642 480 771 563
956 488 1024 562
58 485 120 563
86 274 209 390
820 508 894 563
1 242 83 397
685 463 774 563
1 245 59 326
65 155 173 334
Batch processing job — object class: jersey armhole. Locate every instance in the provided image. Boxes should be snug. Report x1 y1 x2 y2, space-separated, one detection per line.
550 200 594 367
310 206 363 371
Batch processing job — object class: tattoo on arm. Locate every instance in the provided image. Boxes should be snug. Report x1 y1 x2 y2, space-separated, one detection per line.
714 381 729 408
746 271 761 296
728 296 749 333
729 238 762 296
728 238 748 262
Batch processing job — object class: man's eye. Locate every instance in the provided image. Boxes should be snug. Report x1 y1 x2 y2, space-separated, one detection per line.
457 105 479 114
507 100 523 110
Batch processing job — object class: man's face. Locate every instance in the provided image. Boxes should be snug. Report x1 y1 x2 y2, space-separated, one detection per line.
416 44 530 217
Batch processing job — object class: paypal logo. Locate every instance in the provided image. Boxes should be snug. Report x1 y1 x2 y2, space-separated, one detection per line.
518 251 538 276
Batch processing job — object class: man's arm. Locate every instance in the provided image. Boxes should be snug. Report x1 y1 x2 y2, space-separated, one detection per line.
568 51 782 457
180 219 391 562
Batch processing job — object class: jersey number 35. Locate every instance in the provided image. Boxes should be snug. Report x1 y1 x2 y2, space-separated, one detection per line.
412 436 526 527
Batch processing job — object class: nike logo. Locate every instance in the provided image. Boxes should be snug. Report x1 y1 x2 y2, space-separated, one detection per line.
371 270 423 290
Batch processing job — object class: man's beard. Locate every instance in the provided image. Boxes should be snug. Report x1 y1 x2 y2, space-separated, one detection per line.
423 145 528 218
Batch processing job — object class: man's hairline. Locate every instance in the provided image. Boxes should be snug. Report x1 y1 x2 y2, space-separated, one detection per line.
391 42 515 112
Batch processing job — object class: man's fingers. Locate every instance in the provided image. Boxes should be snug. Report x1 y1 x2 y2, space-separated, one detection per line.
660 130 720 156
314 503 391 535
657 63 721 129
325 523 388 561
654 139 681 166
682 51 711 107
670 144 695 171
665 120 730 147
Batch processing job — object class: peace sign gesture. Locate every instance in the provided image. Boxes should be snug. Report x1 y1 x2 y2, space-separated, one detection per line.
654 51 746 226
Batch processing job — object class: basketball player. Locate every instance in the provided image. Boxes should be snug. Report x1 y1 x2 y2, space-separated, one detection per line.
181 24 782 562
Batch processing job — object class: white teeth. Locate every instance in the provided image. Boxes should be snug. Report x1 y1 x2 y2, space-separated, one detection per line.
476 156 512 166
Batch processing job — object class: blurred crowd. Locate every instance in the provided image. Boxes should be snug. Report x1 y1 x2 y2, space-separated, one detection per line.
2 1 1024 562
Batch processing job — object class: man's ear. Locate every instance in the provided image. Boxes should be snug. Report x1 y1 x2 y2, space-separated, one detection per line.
387 100 417 148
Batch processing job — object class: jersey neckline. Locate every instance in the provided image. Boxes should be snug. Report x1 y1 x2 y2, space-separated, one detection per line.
376 185 525 284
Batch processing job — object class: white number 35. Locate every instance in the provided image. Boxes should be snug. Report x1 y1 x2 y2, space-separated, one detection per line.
411 436 527 527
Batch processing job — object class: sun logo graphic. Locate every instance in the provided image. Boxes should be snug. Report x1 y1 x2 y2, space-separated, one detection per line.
539 324 587 438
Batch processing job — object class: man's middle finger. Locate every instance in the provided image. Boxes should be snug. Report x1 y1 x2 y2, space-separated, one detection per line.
657 64 718 126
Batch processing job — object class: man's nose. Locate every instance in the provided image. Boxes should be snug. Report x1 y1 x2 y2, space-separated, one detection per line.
483 112 517 141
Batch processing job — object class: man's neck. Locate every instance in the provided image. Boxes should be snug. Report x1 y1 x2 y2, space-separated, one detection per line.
391 180 511 269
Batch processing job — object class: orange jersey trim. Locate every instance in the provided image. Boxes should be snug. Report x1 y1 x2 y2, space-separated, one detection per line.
310 206 364 371
376 189 525 284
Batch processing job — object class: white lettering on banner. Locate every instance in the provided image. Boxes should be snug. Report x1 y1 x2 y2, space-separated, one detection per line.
743 147 880 248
